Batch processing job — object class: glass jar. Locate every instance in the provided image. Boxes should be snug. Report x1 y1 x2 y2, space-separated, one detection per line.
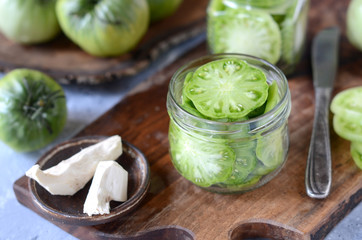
207 0 309 75
166 54 291 194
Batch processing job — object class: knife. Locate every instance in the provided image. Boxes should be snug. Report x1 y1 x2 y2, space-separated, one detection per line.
305 27 340 199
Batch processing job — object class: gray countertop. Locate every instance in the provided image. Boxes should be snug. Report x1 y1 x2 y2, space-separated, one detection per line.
0 35 361 240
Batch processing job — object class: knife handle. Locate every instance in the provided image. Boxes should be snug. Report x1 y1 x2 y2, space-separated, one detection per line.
305 87 332 199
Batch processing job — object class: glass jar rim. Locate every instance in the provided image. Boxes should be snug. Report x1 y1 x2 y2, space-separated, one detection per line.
168 53 291 132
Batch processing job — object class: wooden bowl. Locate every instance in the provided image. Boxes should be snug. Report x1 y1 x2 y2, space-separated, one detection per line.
28 136 150 226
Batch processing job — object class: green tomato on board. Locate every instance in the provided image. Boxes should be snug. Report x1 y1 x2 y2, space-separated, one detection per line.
147 0 183 23
0 69 67 152
56 0 149 57
347 0 362 51
0 0 60 44
330 86 362 170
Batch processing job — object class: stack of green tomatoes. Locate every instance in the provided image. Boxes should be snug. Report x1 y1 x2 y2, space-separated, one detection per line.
331 87 362 170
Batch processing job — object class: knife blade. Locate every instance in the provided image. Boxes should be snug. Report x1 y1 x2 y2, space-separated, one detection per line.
305 27 340 199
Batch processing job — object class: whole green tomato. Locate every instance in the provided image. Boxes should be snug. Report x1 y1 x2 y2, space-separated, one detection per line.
347 0 362 51
0 0 60 44
147 0 183 23
56 0 149 57
0 69 67 152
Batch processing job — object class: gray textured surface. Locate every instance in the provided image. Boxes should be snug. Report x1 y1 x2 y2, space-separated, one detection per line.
0 34 361 239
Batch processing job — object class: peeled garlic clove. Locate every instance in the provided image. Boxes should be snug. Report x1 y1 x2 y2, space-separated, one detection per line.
26 135 123 195
83 160 128 216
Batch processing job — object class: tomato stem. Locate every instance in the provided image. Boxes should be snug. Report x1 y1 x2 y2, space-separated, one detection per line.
21 78 65 134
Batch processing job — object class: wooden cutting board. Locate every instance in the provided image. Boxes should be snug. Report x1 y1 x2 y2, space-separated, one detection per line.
0 0 207 84
13 0 362 239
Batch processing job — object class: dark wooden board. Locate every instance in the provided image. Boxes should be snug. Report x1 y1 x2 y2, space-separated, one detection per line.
13 0 362 239
0 0 208 84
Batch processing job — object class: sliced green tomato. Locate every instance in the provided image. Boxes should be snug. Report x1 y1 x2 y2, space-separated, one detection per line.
184 58 269 119
207 7 282 64
182 71 194 90
181 72 194 107
251 161 277 176
181 72 235 122
333 115 362 142
330 86 362 121
352 141 362 152
272 14 287 25
264 80 280 113
350 142 362 169
181 101 205 118
247 102 266 118
247 80 278 118
223 174 261 190
169 121 236 187
181 72 195 107
181 72 206 117
256 125 286 168
224 143 257 185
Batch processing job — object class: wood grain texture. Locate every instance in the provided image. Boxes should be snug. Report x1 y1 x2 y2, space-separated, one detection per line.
13 0 362 239
0 0 208 84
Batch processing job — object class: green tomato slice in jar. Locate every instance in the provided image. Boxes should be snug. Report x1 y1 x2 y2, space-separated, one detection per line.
249 161 276 177
181 72 205 117
224 173 262 191
0 69 67 152
224 143 257 186
169 120 236 187
181 72 194 105
247 102 266 119
264 80 280 113
181 72 200 113
207 5 282 64
183 58 269 119
256 124 287 168
247 80 279 118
